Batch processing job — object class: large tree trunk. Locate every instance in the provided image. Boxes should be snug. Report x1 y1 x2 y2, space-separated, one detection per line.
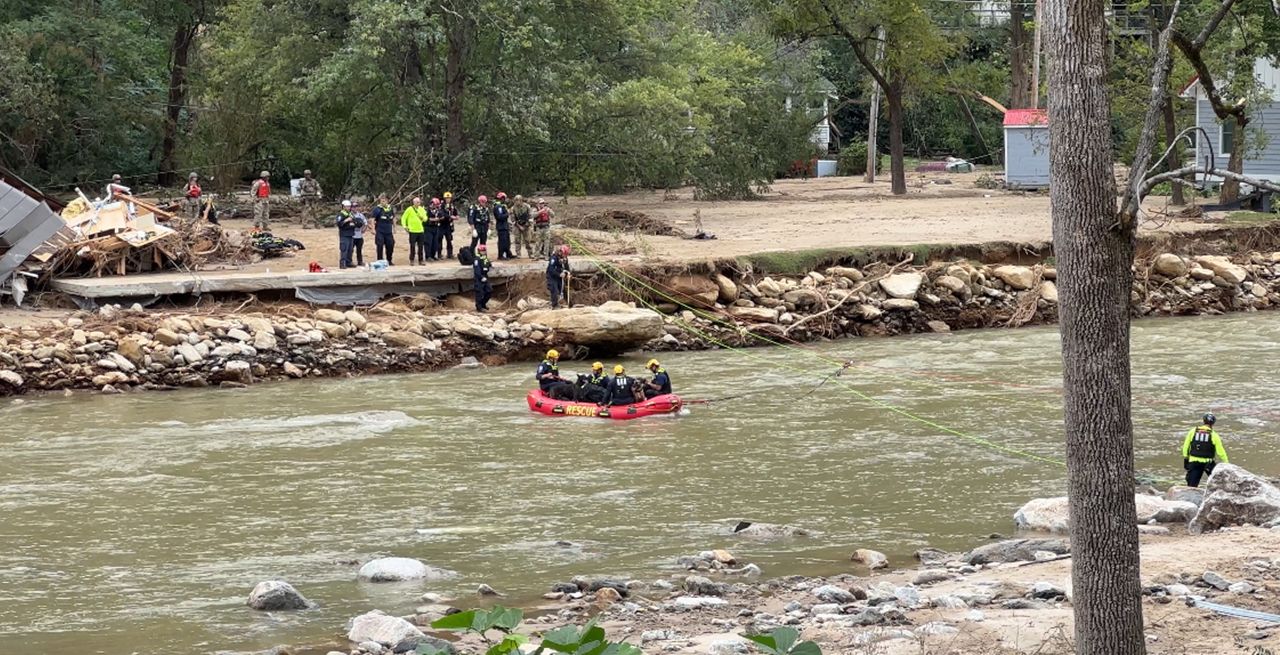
1045 0 1147 653
158 23 198 186
443 10 476 154
1009 0 1033 108
886 77 907 195
1162 92 1185 205
1222 114 1248 203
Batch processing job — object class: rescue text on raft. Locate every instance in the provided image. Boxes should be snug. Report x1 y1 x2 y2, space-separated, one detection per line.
525 390 683 419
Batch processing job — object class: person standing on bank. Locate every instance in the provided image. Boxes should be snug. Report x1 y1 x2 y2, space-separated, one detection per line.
182 172 202 220
512 195 534 258
441 191 459 259
372 195 396 264
336 200 364 269
400 196 428 265
493 192 514 259
533 198 555 258
468 195 493 250
351 199 368 267
473 244 493 311
1182 413 1229 488
546 244 570 309
250 170 271 230
427 197 447 261
298 169 324 228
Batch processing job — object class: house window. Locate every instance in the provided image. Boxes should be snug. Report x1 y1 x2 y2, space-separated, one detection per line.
1220 119 1236 156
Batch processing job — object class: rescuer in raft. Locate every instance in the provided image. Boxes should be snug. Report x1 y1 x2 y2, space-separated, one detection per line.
536 350 575 400
641 358 672 398
1182 413 1229 487
574 362 610 404
605 364 644 406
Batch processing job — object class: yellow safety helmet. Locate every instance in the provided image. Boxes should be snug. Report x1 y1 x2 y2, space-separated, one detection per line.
444 191 453 199
646 358 660 369
613 364 625 375
546 349 559 359
592 362 604 371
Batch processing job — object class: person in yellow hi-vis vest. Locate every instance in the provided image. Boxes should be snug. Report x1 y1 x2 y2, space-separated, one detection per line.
1181 413 1229 488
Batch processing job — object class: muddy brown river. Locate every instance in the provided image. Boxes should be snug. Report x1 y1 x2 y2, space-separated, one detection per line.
3 313 1279 654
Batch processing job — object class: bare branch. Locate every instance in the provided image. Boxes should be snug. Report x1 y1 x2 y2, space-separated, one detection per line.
1120 0 1183 222
1192 0 1240 49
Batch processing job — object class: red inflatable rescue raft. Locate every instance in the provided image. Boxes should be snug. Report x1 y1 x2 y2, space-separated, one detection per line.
526 389 682 420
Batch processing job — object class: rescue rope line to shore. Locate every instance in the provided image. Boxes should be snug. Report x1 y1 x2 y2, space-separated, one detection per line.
562 233 1070 468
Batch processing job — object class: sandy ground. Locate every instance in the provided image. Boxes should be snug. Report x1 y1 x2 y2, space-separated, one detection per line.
448 527 1280 655
207 173 1213 274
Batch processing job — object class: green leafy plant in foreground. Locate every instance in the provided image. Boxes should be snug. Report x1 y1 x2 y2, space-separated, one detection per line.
745 627 822 655
416 606 642 655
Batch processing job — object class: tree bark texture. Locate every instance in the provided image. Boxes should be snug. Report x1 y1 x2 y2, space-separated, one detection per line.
1009 0 1033 108
443 7 476 155
1162 94 1185 205
886 76 907 196
1044 0 1146 652
158 22 198 186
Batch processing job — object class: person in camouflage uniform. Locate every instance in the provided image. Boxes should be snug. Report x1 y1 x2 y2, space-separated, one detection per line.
250 171 271 230
533 197 555 258
298 169 324 228
511 194 534 258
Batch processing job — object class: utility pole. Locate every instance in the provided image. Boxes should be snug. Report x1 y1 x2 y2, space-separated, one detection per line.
1031 0 1042 108
864 27 887 183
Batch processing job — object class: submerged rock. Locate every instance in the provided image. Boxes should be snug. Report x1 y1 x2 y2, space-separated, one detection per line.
851 548 889 570
965 538 1069 565
357 557 452 582
730 521 810 538
246 580 314 611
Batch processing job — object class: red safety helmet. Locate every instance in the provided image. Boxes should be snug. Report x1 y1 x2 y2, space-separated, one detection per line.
496 192 507 201
477 194 488 204
558 244 570 256
430 197 441 206
477 244 487 252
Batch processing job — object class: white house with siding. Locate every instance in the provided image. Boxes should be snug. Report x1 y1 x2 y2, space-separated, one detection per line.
1181 57 1280 184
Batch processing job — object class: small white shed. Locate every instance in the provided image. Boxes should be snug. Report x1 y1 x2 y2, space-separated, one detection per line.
1003 109 1050 189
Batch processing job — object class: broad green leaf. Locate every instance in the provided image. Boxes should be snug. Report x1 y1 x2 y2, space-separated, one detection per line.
491 606 524 631
431 610 478 631
415 644 451 655
789 641 822 655
772 627 798 654
745 633 778 654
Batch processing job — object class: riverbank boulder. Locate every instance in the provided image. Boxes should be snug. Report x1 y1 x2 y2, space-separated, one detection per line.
1189 464 1280 534
965 538 1069 564
247 580 314 611
993 265 1036 290
347 610 425 646
520 301 663 351
1194 255 1249 285
357 557 450 582
1153 254 1188 278
879 273 923 299
1013 494 1195 533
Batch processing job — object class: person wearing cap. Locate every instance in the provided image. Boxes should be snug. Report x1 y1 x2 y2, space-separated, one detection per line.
536 349 574 399
350 199 368 267
1181 413 1229 487
605 364 642 406
335 199 364 269
546 244 570 309
468 194 494 251
250 171 272 230
182 172 203 220
493 192 514 260
372 194 397 264
511 195 534 258
472 244 493 311
440 191 459 259
400 197 428 265
642 359 672 397
298 169 324 229
533 197 555 258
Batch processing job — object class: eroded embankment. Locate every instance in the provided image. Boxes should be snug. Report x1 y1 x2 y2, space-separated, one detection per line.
2 225 1279 396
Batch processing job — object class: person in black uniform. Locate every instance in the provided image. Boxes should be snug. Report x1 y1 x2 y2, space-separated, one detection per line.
576 362 610 403
547 244 569 309
605 364 642 406
536 349 574 399
493 192 513 260
441 191 459 259
472 244 492 311
642 358 672 398
372 195 396 264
